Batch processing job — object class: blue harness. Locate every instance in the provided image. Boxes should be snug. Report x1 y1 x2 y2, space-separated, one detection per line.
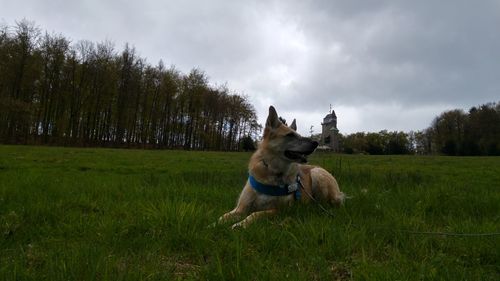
248 174 302 200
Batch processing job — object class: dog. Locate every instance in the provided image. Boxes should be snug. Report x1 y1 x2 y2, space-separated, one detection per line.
218 106 344 229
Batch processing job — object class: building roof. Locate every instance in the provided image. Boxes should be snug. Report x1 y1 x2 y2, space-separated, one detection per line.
324 110 337 118
323 111 337 123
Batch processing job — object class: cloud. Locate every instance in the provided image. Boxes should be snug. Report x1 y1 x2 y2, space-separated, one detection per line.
1 0 499 136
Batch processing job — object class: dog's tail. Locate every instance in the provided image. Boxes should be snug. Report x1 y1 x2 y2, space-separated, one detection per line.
333 191 346 206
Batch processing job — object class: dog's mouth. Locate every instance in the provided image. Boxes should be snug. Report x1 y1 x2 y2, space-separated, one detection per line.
284 150 313 163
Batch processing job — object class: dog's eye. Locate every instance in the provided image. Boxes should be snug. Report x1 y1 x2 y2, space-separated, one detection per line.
286 132 296 138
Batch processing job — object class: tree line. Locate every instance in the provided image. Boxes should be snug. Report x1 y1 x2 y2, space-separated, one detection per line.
338 101 500 156
0 20 260 150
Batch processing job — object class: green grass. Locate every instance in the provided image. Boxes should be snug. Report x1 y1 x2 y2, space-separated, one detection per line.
0 145 499 280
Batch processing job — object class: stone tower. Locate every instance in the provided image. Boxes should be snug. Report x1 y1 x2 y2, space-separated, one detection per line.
320 108 339 151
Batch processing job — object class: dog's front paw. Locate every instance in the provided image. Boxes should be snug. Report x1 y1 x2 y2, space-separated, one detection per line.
231 221 246 230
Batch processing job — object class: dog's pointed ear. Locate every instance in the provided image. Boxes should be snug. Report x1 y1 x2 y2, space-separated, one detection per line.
290 119 297 131
266 106 281 129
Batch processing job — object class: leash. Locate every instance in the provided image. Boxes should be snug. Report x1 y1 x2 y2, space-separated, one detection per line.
300 187 500 237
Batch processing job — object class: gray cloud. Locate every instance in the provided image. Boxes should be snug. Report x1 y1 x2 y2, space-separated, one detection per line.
1 0 499 134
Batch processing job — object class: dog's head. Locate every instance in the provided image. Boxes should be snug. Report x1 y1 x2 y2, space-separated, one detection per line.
261 106 318 163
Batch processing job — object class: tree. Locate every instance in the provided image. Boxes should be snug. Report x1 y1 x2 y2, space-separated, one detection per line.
423 102 499 156
464 103 500 155
1 20 40 143
430 109 467 155
0 20 260 151
240 135 256 151
385 131 410 155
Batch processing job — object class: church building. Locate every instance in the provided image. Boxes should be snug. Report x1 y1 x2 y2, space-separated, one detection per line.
320 107 339 151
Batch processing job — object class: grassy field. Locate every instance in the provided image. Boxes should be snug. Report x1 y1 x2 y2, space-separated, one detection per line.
0 145 499 280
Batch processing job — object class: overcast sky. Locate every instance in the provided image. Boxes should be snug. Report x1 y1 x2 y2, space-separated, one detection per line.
2 0 499 135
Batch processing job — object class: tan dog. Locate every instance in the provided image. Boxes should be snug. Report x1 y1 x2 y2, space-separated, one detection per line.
219 106 344 229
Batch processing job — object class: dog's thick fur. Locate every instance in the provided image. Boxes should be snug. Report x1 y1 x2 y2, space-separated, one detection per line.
218 106 344 228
